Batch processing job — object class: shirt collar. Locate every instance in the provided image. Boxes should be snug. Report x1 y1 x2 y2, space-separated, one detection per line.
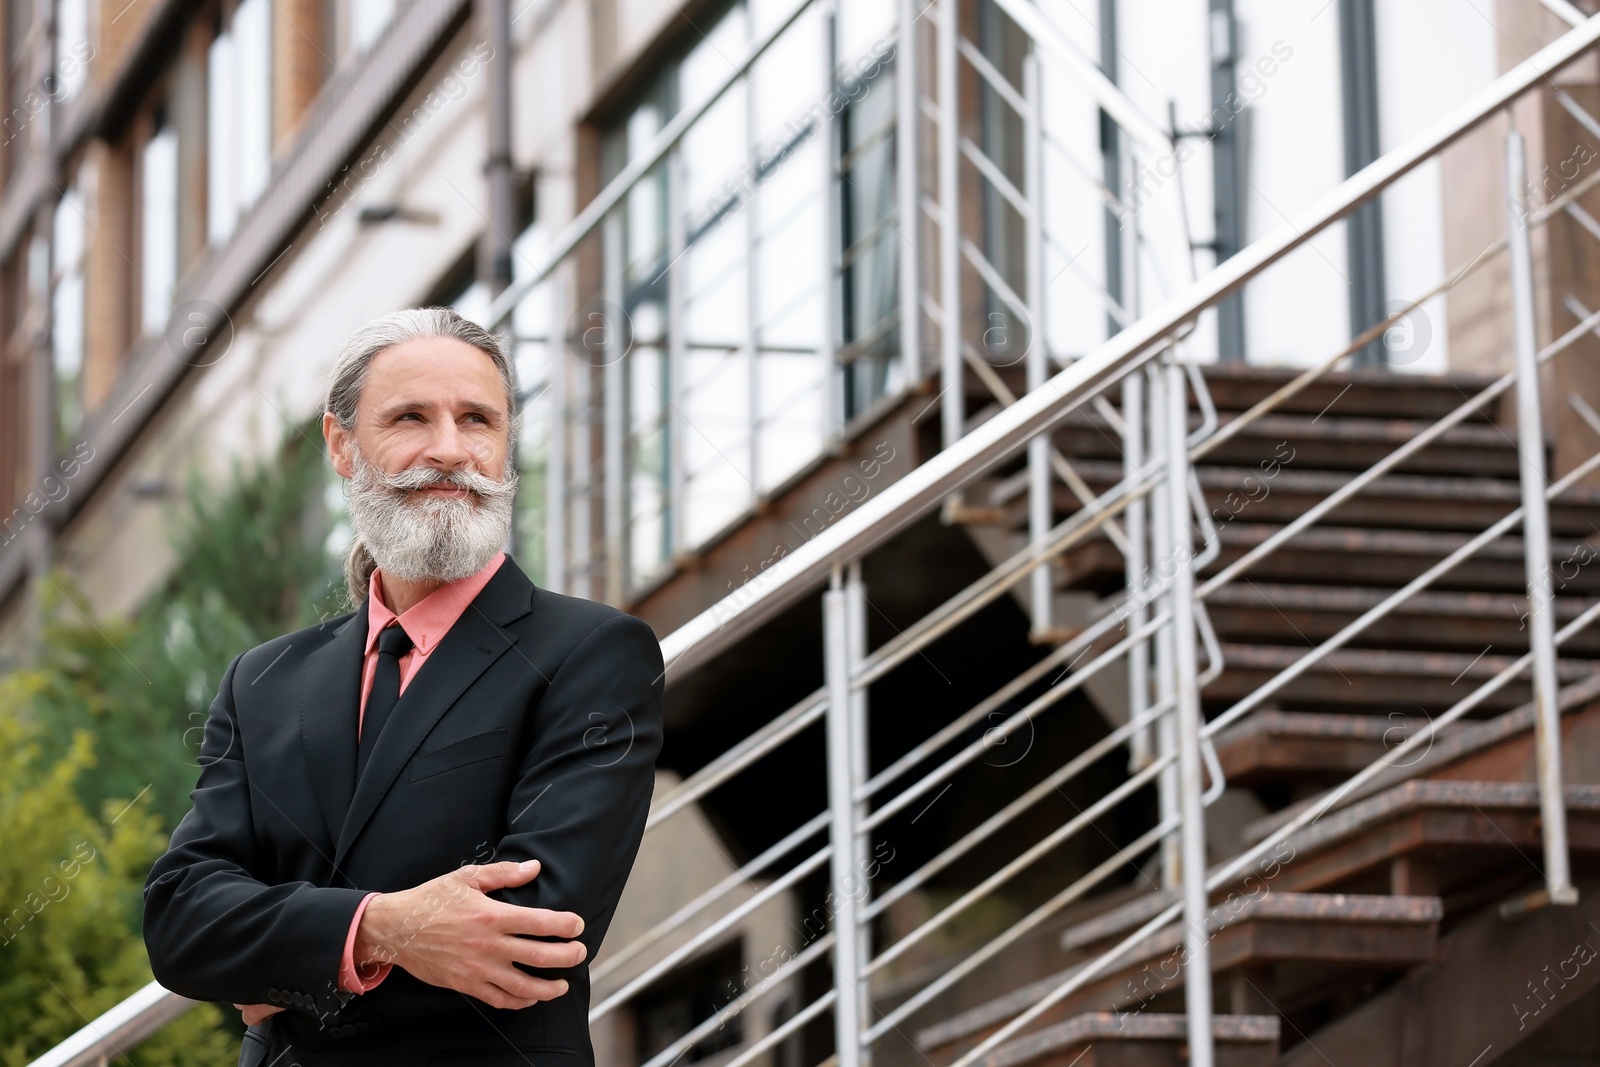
364 550 507 657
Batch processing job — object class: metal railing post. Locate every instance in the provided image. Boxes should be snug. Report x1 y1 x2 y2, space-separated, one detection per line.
602 211 627 604
1164 352 1214 1067
667 145 689 559
1148 363 1180 886
1506 127 1578 906
938 0 962 448
1124 372 1151 768
570 287 595 601
1024 52 1050 639
824 2 845 439
845 561 874 1067
825 565 867 1067
896 0 922 390
743 37 762 504
547 269 568 595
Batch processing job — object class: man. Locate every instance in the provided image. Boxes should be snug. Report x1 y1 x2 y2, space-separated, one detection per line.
144 307 664 1067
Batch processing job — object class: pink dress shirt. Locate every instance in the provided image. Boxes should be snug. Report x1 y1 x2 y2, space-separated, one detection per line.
337 549 507 994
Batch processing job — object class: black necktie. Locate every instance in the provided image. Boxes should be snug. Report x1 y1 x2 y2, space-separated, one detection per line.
358 624 413 778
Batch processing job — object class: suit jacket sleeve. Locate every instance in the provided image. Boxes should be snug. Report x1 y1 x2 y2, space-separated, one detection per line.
490 612 665 963
143 649 369 1021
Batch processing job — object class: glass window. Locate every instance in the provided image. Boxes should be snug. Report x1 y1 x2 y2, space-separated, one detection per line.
52 0 89 100
838 47 899 418
589 0 903 592
348 0 396 55
971 1 1028 368
51 186 84 445
141 115 179 335
5 0 34 175
207 0 272 244
614 77 673 587
505 220 554 592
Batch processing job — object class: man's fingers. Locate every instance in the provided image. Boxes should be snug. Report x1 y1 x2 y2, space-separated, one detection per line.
475 982 539 1012
501 934 587 969
489 900 585 939
489 970 570 1005
235 1003 285 1026
463 859 542 892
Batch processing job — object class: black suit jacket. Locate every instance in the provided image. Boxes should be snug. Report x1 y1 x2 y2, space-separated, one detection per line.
143 556 664 1067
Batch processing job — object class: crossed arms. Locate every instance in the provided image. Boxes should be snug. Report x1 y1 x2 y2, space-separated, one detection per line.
144 612 665 1025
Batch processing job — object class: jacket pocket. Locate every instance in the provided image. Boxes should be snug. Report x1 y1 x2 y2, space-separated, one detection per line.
409 727 507 782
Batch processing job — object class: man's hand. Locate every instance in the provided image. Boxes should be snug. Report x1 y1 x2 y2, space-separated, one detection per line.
353 859 586 1011
234 1003 285 1026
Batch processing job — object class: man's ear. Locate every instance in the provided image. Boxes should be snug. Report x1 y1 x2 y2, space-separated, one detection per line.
323 412 356 479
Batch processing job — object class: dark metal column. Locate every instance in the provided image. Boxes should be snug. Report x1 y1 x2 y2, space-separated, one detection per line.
480 0 514 296
1339 0 1386 367
1100 0 1123 340
1209 0 1246 361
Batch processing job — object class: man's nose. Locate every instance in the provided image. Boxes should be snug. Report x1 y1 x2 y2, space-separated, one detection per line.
423 419 474 471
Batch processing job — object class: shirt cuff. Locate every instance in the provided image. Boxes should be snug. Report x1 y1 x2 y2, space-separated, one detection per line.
338 892 392 994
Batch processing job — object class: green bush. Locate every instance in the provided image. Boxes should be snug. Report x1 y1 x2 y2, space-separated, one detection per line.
1 425 343 1063
25 429 344 829
0 674 235 1066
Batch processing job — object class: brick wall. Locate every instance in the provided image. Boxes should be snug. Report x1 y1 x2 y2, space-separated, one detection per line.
81 138 132 414
272 0 325 154
0 248 25 515
92 0 164 85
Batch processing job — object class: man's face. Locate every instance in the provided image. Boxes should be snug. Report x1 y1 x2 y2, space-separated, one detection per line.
323 336 520 585
325 337 511 489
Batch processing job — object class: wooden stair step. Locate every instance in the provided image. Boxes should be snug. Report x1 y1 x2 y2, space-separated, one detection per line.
1045 409 1523 475
919 894 1435 1058
1056 781 1600 956
1196 364 1501 422
956 362 1500 426
1243 673 1600 831
1027 461 1600 535
1201 642 1597 713
1199 583 1600 655
973 1012 1279 1067
1211 710 1467 785
1053 522 1600 595
1204 524 1600 590
1087 890 1441 984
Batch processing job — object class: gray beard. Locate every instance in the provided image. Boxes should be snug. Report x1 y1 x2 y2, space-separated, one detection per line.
345 445 518 585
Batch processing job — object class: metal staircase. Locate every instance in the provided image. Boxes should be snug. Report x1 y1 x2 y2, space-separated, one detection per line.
28 2 1600 1065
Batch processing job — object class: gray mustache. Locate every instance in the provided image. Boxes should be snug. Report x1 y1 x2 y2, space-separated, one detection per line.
375 465 518 500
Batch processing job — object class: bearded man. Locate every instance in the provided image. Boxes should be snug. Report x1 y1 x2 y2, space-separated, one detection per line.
143 307 664 1067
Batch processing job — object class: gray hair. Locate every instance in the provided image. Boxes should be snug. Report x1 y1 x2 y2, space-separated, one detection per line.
324 306 522 604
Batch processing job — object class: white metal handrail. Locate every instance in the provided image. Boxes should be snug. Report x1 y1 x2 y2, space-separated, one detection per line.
24 981 197 1067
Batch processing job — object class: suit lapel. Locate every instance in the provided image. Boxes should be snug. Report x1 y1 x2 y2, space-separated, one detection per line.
333 556 537 867
300 601 369 851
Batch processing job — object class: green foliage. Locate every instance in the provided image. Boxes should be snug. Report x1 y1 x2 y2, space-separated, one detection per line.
0 425 345 1064
22 427 346 828
0 677 235 1066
